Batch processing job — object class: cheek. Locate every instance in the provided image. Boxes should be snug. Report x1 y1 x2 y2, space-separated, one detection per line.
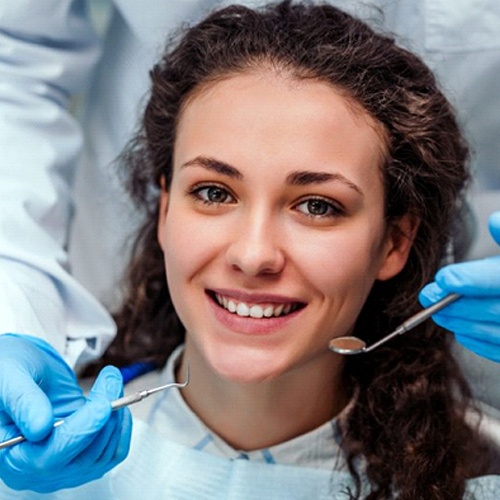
162 215 202 280
161 214 208 330
293 222 387 298
161 206 228 284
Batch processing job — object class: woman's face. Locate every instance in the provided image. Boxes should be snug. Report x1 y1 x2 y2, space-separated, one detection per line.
158 70 413 383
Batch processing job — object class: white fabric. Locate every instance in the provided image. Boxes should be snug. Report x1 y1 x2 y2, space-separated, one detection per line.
0 0 218 367
0 0 498 381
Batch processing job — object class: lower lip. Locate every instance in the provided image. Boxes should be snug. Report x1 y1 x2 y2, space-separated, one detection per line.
207 295 303 335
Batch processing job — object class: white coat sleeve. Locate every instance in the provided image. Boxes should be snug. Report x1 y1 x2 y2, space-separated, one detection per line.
0 0 116 367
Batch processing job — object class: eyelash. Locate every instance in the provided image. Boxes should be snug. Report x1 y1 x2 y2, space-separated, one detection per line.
294 197 346 219
188 183 236 205
188 184 345 220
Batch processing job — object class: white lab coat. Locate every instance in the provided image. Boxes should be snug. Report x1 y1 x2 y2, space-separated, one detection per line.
0 0 219 367
0 0 499 392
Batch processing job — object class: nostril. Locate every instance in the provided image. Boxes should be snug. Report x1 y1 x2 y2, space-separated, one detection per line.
226 245 285 277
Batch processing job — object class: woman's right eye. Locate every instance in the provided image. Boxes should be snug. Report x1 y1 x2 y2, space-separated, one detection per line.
190 185 235 205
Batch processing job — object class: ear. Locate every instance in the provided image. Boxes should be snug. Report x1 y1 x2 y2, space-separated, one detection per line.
376 214 420 281
157 176 169 252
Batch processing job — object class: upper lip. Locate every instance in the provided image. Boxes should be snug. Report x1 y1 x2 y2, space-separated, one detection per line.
209 288 305 304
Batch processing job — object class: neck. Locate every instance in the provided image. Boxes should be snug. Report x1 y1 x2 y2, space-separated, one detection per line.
178 343 348 451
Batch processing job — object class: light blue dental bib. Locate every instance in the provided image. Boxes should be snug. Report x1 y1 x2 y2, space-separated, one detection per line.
1 420 499 499
110 423 500 499
0 420 358 499
107 420 358 499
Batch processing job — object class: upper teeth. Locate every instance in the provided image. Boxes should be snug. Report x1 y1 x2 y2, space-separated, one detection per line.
215 294 296 318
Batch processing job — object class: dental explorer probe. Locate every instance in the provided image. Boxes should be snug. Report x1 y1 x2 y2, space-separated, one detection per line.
329 293 460 355
0 362 190 451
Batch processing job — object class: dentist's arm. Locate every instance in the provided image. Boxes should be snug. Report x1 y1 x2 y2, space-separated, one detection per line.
0 0 116 363
0 0 128 490
420 212 500 362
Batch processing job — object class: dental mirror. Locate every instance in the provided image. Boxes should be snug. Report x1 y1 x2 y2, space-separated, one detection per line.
329 293 460 355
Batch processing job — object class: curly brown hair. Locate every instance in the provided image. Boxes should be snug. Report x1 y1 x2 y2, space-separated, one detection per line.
92 1 492 498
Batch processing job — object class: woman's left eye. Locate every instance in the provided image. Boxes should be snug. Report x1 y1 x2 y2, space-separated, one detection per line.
294 198 344 218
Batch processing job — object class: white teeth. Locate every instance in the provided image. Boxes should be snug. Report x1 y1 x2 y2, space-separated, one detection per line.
236 302 250 316
273 304 284 317
263 306 274 318
249 305 264 318
214 293 297 318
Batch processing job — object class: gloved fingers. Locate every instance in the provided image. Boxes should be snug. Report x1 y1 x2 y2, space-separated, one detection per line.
51 366 127 468
49 366 125 463
0 420 22 451
0 410 11 426
0 411 130 494
83 368 131 466
29 410 131 493
0 363 54 442
419 281 452 308
0 402 111 494
3 390 110 476
6 368 132 494
432 211 500 297
80 406 132 480
91 407 131 466
47 377 86 419
431 298 499 325
488 211 500 246
3 366 121 473
78 368 132 472
115 405 133 463
429 314 500 347
455 333 500 363
0 334 85 441
68 408 122 468
433 256 500 295
66 407 132 477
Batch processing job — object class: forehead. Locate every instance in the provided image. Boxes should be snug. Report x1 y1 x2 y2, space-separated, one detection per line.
173 69 387 187
182 68 383 124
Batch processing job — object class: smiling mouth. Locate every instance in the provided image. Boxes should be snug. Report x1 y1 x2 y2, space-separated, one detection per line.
211 292 305 319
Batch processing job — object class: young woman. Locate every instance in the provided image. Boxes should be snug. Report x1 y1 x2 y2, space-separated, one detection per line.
2 1 498 499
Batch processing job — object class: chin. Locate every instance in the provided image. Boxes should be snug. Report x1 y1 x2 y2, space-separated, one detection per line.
207 346 290 384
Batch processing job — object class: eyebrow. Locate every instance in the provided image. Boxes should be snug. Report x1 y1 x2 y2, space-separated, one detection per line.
181 156 363 196
181 156 243 180
286 170 363 196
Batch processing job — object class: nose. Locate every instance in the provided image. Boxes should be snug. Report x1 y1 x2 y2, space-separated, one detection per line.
226 211 285 276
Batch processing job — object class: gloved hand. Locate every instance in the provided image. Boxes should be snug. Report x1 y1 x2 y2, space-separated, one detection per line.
419 211 500 363
0 333 132 492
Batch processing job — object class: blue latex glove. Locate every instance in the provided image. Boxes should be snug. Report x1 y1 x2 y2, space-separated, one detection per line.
0 333 132 492
419 212 500 363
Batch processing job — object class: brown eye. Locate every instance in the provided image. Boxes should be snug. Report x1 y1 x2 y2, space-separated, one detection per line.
206 186 228 203
295 197 343 218
192 184 235 205
306 199 329 216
